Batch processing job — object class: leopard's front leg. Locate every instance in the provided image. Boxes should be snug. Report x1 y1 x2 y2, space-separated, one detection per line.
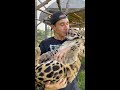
40 49 59 63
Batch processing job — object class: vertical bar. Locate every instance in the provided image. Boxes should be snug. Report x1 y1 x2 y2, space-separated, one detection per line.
45 23 47 39
35 0 37 47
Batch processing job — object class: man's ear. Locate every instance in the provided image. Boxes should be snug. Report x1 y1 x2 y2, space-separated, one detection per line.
50 25 55 31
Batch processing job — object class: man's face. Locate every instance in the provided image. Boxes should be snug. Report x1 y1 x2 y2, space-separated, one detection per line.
53 18 70 37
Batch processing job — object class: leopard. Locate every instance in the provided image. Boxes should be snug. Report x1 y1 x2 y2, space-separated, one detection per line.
35 28 85 89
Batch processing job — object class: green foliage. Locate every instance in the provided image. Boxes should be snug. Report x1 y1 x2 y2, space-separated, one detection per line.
36 29 45 41
35 29 45 46
78 70 85 90
36 29 54 46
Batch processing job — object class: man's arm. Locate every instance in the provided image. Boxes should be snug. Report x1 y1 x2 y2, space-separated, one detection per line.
53 42 78 62
44 78 67 90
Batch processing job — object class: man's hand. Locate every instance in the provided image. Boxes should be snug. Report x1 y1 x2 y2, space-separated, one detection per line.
44 78 67 90
54 46 71 62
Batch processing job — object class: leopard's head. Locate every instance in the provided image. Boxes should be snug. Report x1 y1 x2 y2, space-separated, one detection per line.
66 28 85 41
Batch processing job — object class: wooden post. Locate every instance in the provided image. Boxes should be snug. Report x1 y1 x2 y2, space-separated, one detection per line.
35 0 37 47
45 23 47 39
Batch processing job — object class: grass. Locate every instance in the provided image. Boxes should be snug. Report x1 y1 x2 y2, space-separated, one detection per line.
77 57 85 90
78 70 85 90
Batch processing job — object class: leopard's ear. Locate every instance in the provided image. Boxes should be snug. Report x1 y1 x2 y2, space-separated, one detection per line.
35 47 41 65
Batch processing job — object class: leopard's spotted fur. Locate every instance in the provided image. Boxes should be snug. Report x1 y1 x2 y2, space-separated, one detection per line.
35 28 85 89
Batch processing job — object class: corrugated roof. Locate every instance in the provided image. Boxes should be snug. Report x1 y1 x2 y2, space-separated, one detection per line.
48 0 85 9
39 0 85 27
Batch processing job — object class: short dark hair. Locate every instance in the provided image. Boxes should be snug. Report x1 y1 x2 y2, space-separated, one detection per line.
50 11 67 25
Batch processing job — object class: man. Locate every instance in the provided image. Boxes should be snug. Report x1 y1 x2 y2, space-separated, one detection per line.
39 11 80 90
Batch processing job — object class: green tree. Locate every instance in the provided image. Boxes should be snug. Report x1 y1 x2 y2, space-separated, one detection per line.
36 29 45 46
